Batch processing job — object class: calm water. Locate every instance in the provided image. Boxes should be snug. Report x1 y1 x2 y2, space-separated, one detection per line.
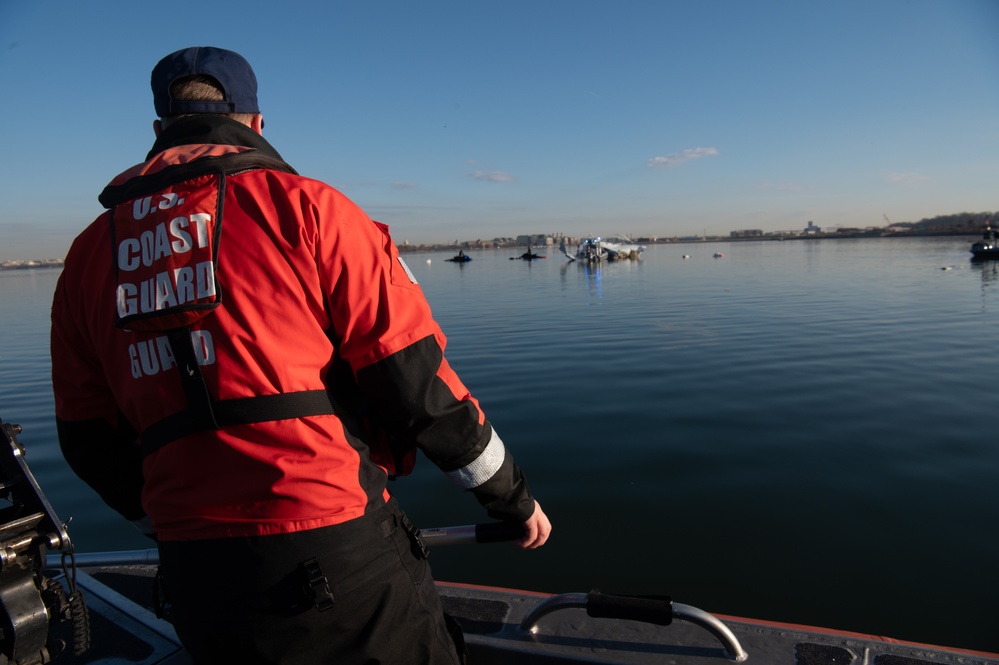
2 236 997 652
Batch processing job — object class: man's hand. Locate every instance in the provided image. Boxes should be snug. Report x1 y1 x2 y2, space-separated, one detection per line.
515 501 552 549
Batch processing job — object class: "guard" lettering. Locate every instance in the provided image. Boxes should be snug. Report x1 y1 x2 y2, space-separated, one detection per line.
128 329 215 379
116 261 215 318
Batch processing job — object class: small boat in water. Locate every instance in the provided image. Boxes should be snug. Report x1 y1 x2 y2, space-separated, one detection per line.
446 251 473 263
970 226 999 259
511 246 546 260
575 237 607 263
4 419 998 665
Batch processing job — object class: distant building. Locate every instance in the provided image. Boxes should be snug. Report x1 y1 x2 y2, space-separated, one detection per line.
516 234 552 246
730 229 764 238
804 221 821 234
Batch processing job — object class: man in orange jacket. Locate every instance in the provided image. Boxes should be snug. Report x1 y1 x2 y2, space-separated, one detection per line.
51 46 551 664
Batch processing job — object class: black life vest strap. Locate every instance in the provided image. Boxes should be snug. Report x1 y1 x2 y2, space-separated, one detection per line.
140 390 337 457
167 328 219 433
140 329 335 457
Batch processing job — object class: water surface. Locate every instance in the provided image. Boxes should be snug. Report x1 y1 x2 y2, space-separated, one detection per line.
2 236 996 651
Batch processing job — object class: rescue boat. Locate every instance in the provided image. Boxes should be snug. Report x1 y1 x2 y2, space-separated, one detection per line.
970 227 999 259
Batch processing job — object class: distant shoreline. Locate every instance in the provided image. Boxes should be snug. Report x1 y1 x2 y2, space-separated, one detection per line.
1 230 981 267
0 260 65 272
395 229 980 253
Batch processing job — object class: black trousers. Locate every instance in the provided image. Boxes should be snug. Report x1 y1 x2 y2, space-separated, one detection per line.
157 499 463 664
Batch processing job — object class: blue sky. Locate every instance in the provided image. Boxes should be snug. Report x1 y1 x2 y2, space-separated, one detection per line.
2 0 998 260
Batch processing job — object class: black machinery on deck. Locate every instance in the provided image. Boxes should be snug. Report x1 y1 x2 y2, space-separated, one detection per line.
0 419 88 664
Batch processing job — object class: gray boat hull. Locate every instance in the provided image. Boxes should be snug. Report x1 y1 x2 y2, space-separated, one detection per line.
42 558 999 665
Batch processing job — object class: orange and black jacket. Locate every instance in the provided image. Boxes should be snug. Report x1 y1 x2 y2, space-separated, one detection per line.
51 116 535 541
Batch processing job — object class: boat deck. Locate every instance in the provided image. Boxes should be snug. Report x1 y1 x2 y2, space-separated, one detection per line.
43 561 999 665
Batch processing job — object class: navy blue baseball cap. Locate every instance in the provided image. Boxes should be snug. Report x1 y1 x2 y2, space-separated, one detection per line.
151 46 259 117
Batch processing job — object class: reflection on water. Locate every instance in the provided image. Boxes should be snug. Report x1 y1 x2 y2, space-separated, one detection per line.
970 258 999 311
972 258 999 286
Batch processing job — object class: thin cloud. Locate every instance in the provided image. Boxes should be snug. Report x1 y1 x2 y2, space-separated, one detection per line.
885 172 929 184
470 170 514 183
757 182 808 192
647 147 718 168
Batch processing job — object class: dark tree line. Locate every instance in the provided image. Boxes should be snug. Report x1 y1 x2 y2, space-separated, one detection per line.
894 211 995 232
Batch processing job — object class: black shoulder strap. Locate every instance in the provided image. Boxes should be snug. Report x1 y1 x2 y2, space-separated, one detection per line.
100 150 296 209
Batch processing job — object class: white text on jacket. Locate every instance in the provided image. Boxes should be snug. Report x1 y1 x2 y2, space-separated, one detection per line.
129 330 215 379
116 213 215 318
